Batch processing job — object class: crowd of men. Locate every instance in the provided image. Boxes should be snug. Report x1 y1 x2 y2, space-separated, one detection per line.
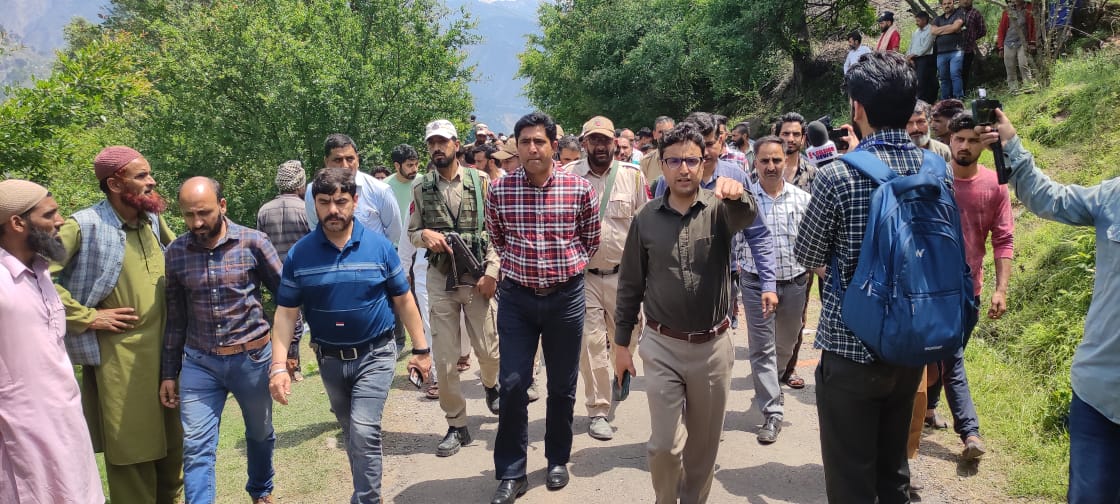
1 46 1117 504
847 2 1037 100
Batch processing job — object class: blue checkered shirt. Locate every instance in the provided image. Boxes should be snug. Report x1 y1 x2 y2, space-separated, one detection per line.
793 129 948 363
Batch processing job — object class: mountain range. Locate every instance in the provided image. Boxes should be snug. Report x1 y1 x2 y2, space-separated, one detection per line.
0 0 540 132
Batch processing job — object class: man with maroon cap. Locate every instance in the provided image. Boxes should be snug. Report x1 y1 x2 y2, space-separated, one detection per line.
51 146 184 503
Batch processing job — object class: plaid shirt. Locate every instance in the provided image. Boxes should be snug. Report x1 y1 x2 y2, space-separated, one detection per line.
963 6 987 53
738 180 811 281
794 129 942 363
162 220 283 379
257 194 310 261
486 167 600 288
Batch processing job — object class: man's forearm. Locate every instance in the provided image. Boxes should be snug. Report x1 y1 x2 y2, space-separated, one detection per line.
994 257 1012 294
392 291 428 350
270 306 301 367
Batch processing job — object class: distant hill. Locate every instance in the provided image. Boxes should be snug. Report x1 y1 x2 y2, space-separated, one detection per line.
1 0 539 132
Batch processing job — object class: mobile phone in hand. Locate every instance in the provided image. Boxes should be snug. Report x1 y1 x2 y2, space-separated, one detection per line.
613 370 631 402
972 89 1010 184
408 366 424 389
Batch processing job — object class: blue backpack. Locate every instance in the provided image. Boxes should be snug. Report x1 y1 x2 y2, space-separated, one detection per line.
831 149 979 367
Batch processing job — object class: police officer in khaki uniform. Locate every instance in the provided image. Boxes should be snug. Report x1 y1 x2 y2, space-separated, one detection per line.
564 116 650 440
410 119 502 457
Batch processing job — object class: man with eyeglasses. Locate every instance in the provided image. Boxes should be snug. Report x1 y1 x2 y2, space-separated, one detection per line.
615 120 758 504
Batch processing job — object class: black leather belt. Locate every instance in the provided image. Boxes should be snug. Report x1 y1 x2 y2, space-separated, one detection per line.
587 265 620 276
314 331 392 361
744 271 810 285
506 275 582 297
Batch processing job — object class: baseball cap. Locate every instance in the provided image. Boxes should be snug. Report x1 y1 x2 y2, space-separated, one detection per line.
878 11 894 22
580 116 615 139
425 119 458 141
492 139 518 160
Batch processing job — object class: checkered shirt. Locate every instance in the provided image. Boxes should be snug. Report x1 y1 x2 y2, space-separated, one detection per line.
737 180 812 281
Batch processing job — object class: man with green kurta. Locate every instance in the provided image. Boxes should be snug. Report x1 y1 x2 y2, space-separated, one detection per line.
51 145 184 503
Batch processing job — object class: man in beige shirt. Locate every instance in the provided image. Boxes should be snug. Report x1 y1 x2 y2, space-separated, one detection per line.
564 116 649 440
638 115 675 183
409 119 502 457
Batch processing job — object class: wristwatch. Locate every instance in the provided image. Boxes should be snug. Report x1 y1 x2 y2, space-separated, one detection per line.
411 347 431 355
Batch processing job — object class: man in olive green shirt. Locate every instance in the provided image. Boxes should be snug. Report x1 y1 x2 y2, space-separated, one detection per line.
52 146 184 504
614 123 758 504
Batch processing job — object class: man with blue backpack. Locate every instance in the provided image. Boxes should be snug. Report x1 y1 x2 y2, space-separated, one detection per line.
795 51 977 503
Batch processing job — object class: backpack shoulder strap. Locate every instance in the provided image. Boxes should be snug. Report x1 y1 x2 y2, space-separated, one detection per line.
918 149 953 188
469 168 485 234
841 151 896 186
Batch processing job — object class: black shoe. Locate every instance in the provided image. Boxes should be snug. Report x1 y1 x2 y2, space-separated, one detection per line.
490 477 528 504
436 426 471 457
485 385 501 415
757 416 782 444
545 464 569 490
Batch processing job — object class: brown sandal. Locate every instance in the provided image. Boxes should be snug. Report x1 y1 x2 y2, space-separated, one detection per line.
425 382 440 400
457 354 471 372
785 373 806 389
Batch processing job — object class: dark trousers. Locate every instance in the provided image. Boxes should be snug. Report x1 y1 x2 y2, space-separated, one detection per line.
925 345 981 441
1069 393 1120 504
963 51 976 94
494 276 585 480
816 351 923 504
914 55 940 105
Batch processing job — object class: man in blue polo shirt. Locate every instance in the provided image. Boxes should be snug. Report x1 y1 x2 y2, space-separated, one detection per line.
268 167 432 504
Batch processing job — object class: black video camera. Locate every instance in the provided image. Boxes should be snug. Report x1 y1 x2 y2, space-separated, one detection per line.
818 115 850 152
971 90 1010 184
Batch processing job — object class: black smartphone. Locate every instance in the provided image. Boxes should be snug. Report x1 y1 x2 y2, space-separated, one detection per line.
827 127 850 152
972 89 1010 184
613 370 631 402
408 366 424 389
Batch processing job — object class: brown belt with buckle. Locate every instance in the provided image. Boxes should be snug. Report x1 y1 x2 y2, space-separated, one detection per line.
509 275 581 297
645 317 730 344
212 335 270 356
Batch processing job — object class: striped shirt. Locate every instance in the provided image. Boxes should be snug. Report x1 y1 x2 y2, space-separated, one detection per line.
485 167 601 288
737 180 811 281
794 129 945 363
162 220 283 379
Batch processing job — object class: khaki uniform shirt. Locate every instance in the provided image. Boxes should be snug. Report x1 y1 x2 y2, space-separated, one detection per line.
564 159 650 270
408 166 501 279
639 150 663 186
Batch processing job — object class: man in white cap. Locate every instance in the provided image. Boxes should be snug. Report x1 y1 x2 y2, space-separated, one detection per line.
410 119 502 456
1 179 104 504
257 160 311 380
51 146 184 503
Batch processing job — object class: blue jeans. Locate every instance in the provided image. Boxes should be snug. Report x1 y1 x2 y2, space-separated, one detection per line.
494 276 585 480
937 50 964 99
925 344 981 441
316 336 396 504
1069 393 1120 503
179 343 275 502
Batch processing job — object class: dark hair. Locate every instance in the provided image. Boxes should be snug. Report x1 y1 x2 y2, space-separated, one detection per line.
848 31 862 44
514 111 558 142
371 166 391 177
472 143 497 161
947 112 977 133
732 121 751 135
915 10 931 20
653 116 675 127
324 133 358 158
931 98 965 119
752 135 787 155
636 127 653 139
845 51 918 129
390 144 418 165
311 167 358 197
614 128 624 138
713 114 729 127
557 134 581 152
682 111 716 137
658 122 706 159
913 99 932 118
774 112 806 136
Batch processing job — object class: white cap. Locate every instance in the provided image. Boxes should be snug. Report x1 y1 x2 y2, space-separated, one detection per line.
425 119 458 141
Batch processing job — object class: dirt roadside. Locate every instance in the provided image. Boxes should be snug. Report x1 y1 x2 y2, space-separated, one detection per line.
376 310 1044 504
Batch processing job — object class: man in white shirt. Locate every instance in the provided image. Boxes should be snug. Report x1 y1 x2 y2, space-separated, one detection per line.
907 11 938 103
304 134 402 245
844 31 872 75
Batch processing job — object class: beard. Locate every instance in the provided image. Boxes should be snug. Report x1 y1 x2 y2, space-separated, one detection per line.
912 131 931 147
192 215 225 242
27 226 67 262
954 152 979 166
402 170 418 180
120 189 167 214
432 154 454 170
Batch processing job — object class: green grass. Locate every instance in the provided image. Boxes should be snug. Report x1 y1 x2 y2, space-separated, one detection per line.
957 47 1120 501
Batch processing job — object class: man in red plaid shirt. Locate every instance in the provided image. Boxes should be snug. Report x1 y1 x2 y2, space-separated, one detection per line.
485 111 601 504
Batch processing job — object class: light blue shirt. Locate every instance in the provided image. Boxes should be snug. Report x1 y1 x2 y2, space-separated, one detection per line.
908 25 934 57
1007 136 1120 423
305 169 402 246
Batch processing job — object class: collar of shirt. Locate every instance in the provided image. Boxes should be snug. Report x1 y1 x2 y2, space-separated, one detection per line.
0 246 42 280
511 166 558 189
752 179 791 202
655 189 711 217
186 217 243 251
437 165 466 184
856 129 917 151
317 219 367 251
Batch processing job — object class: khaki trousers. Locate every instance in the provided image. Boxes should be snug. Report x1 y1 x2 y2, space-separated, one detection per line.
578 272 638 418
639 326 734 504
427 268 500 427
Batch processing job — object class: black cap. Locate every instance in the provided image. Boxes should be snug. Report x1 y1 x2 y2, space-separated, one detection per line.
878 11 895 22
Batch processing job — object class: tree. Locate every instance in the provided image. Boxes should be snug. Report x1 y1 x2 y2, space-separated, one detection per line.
124 0 477 225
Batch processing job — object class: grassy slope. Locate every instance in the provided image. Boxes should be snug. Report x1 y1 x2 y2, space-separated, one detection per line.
949 47 1120 500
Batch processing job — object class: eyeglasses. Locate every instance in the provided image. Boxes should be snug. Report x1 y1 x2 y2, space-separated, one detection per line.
662 157 703 170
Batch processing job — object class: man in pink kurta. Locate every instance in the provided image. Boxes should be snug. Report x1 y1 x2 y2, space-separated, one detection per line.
0 179 104 504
